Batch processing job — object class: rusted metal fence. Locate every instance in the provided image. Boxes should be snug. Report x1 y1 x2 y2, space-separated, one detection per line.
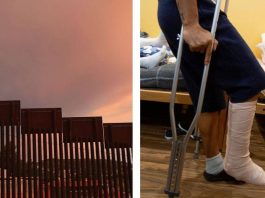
0 101 132 198
104 123 132 198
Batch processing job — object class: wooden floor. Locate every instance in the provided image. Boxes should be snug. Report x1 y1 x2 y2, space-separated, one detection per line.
141 115 265 198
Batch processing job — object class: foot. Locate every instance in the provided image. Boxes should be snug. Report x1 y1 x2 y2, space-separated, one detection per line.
203 170 244 184
224 160 265 185
164 122 199 141
164 128 187 140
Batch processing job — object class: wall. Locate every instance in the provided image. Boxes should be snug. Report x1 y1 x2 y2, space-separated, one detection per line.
140 0 265 57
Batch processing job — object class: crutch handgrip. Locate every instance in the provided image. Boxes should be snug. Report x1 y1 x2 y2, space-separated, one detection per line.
204 40 214 65
224 0 230 14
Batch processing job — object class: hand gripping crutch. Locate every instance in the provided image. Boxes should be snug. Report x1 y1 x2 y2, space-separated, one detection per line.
165 0 229 197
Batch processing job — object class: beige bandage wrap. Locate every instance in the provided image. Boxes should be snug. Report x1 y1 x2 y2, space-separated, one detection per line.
224 101 265 185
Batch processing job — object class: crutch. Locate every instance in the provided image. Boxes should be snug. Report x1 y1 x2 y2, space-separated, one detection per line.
193 0 230 159
165 0 230 197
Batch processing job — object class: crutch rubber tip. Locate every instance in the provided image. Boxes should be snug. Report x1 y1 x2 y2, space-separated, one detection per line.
193 152 200 159
164 189 180 197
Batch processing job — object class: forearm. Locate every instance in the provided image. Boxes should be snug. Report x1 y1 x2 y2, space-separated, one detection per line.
176 0 199 27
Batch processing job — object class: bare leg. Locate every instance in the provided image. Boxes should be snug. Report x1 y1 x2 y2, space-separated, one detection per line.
198 111 221 158
217 107 228 151
198 111 227 176
197 108 244 184
197 95 258 158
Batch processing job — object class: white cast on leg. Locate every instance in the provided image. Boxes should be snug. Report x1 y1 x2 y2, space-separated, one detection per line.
224 100 265 185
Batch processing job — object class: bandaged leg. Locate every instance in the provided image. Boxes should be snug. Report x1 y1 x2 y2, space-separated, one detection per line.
224 101 265 185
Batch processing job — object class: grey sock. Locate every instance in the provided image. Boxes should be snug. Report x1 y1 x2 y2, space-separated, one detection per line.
205 153 224 175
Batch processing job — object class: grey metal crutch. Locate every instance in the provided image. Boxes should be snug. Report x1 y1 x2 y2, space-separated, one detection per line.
165 0 230 197
193 0 231 160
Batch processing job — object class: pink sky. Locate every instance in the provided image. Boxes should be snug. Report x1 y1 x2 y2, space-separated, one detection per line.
0 0 132 123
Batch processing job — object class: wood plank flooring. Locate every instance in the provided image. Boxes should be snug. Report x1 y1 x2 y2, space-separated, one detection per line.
141 115 265 198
